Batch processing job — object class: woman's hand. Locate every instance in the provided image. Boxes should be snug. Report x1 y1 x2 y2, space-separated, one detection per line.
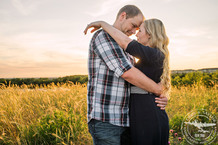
84 21 104 35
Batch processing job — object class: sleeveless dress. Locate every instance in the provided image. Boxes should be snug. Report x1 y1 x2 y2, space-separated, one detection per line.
126 40 169 145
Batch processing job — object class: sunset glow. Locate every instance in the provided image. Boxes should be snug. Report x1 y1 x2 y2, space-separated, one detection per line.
0 0 217 78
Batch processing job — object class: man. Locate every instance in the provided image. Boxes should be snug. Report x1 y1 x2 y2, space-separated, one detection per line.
86 5 168 145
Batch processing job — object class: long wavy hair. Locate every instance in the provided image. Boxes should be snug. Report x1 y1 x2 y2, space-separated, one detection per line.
144 19 171 98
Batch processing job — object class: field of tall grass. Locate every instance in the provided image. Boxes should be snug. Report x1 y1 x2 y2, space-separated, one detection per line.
0 82 217 144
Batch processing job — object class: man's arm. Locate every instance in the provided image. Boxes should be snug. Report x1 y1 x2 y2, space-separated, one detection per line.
122 67 168 110
121 67 162 96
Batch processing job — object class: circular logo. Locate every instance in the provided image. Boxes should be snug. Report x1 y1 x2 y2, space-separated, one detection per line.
181 109 217 144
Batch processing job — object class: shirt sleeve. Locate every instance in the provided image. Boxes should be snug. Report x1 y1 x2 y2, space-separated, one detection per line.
93 31 133 77
126 40 163 64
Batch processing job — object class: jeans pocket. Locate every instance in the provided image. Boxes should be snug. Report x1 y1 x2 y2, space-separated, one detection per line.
88 119 95 135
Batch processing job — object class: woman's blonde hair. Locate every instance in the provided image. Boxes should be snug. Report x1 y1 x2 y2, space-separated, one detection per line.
144 19 171 98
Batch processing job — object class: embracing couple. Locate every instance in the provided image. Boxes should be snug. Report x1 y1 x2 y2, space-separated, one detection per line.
84 5 171 145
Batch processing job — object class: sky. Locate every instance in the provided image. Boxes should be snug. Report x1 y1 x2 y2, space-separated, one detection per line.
0 0 217 78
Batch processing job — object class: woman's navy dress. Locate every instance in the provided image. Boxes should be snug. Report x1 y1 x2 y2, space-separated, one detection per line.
126 40 169 145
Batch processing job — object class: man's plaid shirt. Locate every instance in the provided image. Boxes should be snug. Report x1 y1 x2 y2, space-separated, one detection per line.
87 29 134 127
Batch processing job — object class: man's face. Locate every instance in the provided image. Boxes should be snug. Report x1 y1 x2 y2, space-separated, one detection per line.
120 14 144 36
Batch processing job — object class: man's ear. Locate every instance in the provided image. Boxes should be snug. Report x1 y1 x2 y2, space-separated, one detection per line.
119 12 127 21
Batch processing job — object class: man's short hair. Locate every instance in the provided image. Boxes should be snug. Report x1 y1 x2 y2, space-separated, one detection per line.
116 5 143 19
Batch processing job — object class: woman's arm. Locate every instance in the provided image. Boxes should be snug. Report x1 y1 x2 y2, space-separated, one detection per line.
84 21 132 50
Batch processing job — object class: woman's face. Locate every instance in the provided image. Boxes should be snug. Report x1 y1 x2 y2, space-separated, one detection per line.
136 23 150 46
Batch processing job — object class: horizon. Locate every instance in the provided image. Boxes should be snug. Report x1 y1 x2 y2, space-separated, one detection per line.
1 67 217 79
0 0 218 78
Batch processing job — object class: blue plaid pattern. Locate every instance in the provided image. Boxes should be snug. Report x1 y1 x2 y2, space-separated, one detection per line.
87 30 134 127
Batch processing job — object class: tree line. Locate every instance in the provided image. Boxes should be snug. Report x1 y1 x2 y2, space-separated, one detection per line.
0 71 217 88
171 71 217 87
0 75 88 87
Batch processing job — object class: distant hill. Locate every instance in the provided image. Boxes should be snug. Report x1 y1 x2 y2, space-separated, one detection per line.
171 68 218 74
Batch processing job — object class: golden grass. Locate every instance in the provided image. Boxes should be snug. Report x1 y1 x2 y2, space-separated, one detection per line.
0 83 217 144
0 83 92 144
166 84 217 119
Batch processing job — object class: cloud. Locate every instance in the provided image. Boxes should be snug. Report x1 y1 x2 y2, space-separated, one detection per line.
11 0 44 15
162 0 178 2
84 0 135 17
0 60 88 78
0 9 10 16
0 30 88 78
173 28 207 37
169 26 217 50
167 25 218 70
0 32 88 69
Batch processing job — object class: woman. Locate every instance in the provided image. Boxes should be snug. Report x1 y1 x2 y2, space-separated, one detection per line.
84 19 171 145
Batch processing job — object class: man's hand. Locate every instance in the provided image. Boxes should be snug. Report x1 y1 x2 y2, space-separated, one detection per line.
155 94 168 110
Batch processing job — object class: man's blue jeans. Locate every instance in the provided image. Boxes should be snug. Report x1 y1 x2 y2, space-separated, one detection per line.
88 119 130 145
